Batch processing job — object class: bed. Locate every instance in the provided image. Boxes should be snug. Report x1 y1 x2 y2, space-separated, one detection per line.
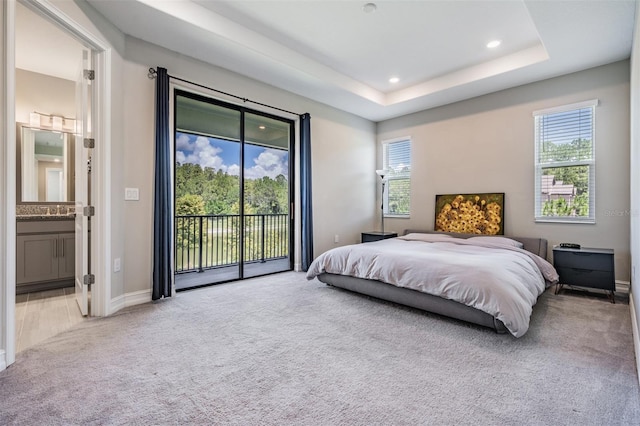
306 230 559 337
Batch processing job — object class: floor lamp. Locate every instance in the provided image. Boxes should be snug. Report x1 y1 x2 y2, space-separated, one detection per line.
375 169 388 234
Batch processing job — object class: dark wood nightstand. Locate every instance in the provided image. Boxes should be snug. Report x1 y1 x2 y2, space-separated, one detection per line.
553 246 615 303
361 231 398 243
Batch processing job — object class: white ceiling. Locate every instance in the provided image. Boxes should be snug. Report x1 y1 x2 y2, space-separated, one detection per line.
26 0 639 122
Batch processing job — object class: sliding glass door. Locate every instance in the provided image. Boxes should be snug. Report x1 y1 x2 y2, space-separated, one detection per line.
173 91 293 290
242 112 292 279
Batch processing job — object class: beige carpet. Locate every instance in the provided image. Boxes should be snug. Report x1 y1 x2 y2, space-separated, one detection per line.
0 271 638 425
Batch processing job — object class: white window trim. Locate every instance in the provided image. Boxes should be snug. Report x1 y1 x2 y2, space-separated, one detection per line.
532 99 599 117
534 100 598 224
381 136 411 218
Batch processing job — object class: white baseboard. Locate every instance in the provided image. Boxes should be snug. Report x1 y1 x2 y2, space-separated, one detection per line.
110 289 152 313
616 280 631 293
630 290 640 387
0 349 6 372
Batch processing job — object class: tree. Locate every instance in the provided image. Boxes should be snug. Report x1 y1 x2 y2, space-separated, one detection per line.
175 163 240 215
176 194 205 216
540 138 592 217
175 194 206 251
542 138 592 163
542 166 588 196
244 175 288 214
175 160 290 265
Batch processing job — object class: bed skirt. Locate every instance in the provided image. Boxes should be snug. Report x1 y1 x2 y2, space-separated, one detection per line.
317 272 509 334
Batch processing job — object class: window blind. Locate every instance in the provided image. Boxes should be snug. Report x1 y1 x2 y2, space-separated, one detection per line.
383 138 411 216
534 100 596 223
537 107 593 163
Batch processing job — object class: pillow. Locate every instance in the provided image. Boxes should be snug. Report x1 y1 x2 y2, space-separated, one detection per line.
468 236 524 249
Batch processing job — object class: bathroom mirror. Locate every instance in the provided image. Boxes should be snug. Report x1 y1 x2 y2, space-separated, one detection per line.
17 124 75 203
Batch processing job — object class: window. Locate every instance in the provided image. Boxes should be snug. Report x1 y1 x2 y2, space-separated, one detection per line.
534 100 597 223
382 138 411 217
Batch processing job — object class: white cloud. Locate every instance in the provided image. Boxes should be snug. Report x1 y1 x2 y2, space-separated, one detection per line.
176 133 193 151
227 164 240 176
245 150 288 180
176 133 288 180
177 135 227 172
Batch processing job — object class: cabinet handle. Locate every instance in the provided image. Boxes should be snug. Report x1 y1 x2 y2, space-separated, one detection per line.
60 239 64 257
53 239 57 258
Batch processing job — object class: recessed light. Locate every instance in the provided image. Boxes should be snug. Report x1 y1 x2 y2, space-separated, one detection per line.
363 3 377 13
486 40 501 49
259 125 266 130
389 77 400 84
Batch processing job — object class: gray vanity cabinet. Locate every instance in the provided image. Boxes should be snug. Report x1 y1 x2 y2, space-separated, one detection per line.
16 219 75 294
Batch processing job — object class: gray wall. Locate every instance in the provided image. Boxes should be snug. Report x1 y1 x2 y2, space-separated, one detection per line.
1 0 637 374
7 1 635 300
5 0 377 314
15 69 75 124
378 61 631 280
118 37 377 295
629 2 640 382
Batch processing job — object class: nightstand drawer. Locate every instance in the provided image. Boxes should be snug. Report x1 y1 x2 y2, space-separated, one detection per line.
555 267 615 291
553 250 613 272
361 232 397 243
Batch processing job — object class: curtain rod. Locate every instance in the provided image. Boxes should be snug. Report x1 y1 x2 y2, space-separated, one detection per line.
148 67 303 117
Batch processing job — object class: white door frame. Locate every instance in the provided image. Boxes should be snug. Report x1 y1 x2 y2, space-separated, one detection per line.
1 0 112 370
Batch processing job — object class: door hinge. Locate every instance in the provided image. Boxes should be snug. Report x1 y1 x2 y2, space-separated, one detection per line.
83 274 95 285
83 206 95 217
83 69 95 80
84 138 95 148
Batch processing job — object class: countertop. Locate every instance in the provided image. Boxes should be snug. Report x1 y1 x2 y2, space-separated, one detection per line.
17 214 76 221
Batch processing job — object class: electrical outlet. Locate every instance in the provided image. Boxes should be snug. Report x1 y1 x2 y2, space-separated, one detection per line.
334 234 339 243
125 187 139 201
114 258 121 272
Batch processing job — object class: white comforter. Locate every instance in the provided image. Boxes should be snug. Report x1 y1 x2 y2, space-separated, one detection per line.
306 233 559 337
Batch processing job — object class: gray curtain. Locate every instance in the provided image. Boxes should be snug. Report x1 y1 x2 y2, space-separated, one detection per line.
300 113 313 271
152 67 172 300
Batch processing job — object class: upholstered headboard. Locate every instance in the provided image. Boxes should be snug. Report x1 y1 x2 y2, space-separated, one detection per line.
402 229 548 259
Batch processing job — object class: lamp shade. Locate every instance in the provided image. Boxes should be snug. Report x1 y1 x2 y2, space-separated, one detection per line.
375 169 388 179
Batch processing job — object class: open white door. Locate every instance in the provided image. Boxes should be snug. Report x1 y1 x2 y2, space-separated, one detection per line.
75 49 92 316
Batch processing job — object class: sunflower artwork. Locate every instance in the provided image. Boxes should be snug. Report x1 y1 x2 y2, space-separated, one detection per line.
434 193 505 235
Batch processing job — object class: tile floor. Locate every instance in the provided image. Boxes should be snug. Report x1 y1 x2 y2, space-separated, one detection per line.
15 287 86 353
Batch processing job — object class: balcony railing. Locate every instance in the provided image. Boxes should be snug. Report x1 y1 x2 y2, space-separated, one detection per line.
175 214 289 274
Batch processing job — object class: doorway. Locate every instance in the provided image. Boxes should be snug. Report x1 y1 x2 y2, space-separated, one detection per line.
173 90 294 290
0 0 114 370
14 1 88 346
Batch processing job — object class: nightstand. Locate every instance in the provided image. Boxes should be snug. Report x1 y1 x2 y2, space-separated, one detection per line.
361 231 398 243
553 246 615 303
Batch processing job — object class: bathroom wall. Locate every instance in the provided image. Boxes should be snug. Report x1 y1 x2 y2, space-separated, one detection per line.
15 69 76 209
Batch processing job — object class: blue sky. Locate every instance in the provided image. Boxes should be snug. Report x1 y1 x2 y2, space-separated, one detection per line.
176 132 288 180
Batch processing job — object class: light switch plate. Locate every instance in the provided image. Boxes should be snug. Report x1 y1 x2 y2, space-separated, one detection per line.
125 187 139 201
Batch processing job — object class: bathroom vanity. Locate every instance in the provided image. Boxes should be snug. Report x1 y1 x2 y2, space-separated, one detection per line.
16 215 75 294
15 122 78 294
